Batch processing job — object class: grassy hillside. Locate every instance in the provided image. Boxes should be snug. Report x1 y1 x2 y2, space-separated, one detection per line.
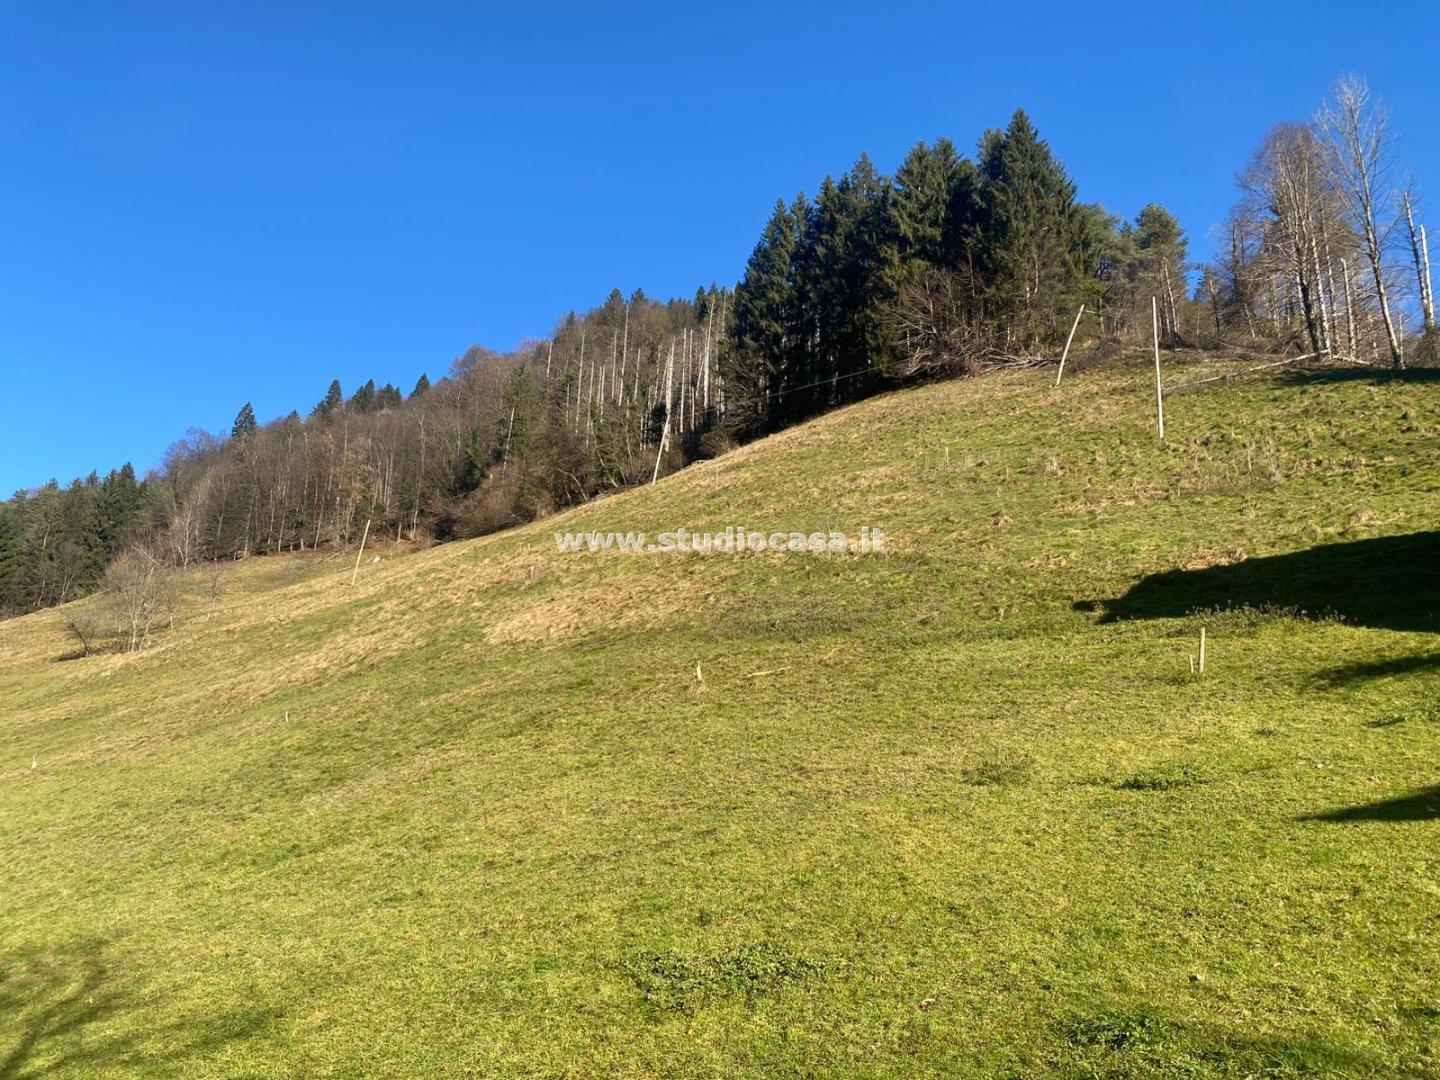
2 354 1437 1078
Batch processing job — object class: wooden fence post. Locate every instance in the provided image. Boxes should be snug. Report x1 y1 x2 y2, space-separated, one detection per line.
350 518 372 586
1152 297 1166 442
1055 304 1085 387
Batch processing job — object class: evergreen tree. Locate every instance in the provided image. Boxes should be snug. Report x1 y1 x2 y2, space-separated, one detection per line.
943 156 985 276
376 383 403 410
410 374 431 398
1134 203 1188 332
889 138 961 272
0 501 23 612
793 156 893 417
1073 203 1128 313
842 153 901 387
312 379 343 420
231 403 258 440
976 110 1085 343
1135 203 1185 262
349 379 377 414
793 176 849 418
726 196 806 434
96 463 145 555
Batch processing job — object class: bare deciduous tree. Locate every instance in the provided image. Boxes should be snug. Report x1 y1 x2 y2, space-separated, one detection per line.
884 266 999 377
1239 123 1336 356
103 545 180 652
64 610 105 657
1401 189 1437 353
1316 76 1404 368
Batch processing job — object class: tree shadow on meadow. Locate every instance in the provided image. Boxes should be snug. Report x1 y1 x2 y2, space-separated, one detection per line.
1274 365 1440 387
1078 531 1440 635
0 939 270 1078
1314 650 1440 687
1301 786 1440 823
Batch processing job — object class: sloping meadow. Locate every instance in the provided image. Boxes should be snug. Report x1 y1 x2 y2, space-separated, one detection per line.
2 355 1437 1077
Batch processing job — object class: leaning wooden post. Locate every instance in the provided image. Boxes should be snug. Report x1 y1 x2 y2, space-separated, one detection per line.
1151 296 1165 443
650 423 669 484
1055 304 1085 386
350 518 372 586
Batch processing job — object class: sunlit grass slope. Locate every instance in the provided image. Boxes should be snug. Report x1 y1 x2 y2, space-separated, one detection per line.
2 355 1438 1078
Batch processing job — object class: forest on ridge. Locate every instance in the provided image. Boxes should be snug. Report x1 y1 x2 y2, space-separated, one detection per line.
2 77 1434 624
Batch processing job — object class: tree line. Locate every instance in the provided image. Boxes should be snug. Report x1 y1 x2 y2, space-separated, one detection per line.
2 80 1432 624
721 109 1188 436
0 286 731 617
1204 76 1436 365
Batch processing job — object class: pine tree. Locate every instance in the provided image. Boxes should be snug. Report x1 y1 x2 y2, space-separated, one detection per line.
96 463 145 555
793 176 849 418
1134 203 1187 334
410 374 431 398
890 139 961 272
231 403 258 440
943 156 984 275
793 156 893 417
0 501 23 613
726 196 806 434
976 110 1084 344
349 379 377 414
1074 203 1128 318
312 379 343 420
376 383 403 410
846 154 899 395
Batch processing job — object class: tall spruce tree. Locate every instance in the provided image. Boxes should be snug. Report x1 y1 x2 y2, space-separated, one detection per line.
795 156 894 414
349 379 377 414
976 110 1085 344
842 154 898 396
96 463 145 554
312 379 343 420
0 501 22 613
727 196 806 434
231 403 258 440
889 138 961 272
793 176 847 419
1134 203 1188 333
943 157 985 289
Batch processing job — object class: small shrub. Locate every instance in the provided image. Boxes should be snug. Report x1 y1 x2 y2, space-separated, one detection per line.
695 428 738 460
63 610 108 657
450 483 521 539
1064 1009 1179 1051
616 941 823 1014
1116 761 1209 791
961 751 1034 787
1189 603 1314 634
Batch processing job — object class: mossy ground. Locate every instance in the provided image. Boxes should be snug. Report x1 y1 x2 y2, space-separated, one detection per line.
2 355 1437 1077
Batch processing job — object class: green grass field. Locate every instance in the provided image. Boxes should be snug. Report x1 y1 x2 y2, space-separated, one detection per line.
2 354 1437 1077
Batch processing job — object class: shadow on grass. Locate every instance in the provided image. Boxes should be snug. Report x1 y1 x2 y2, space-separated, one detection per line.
1276 365 1440 386
0 939 270 1078
1057 1007 1369 1075
1301 786 1440 823
1315 651 1440 687
1079 531 1440 634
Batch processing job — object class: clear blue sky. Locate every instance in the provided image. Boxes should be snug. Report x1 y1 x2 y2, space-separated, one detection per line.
3 1 1438 493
